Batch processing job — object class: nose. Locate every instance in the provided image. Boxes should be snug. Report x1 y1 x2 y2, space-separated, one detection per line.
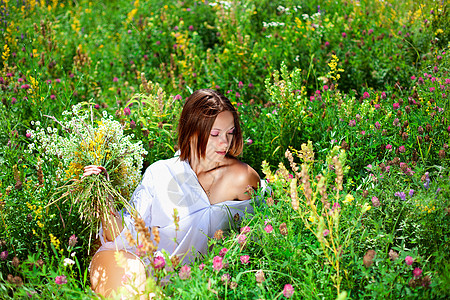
219 134 230 148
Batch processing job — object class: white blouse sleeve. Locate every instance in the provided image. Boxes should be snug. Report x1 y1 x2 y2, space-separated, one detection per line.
97 167 154 252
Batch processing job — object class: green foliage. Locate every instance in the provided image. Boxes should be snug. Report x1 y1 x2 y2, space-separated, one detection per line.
0 0 449 298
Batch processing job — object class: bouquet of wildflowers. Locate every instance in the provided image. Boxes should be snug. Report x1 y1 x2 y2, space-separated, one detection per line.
27 103 147 240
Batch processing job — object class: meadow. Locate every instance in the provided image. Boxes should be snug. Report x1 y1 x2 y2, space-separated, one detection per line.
0 0 449 299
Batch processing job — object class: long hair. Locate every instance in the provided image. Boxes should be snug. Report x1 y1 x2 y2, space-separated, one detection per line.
177 89 243 161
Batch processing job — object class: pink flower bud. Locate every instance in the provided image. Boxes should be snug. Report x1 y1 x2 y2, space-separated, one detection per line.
283 284 295 298
405 255 414 265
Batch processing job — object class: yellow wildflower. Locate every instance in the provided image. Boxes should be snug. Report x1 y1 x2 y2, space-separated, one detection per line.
362 203 371 213
49 233 60 250
343 194 354 204
2 44 10 62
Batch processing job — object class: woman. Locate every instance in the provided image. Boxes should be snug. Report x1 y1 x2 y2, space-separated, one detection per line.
85 89 260 297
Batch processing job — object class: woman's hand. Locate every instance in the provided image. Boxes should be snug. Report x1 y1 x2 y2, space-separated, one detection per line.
83 165 110 181
83 165 120 240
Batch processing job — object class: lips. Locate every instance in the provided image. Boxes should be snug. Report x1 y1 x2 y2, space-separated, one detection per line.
216 151 226 156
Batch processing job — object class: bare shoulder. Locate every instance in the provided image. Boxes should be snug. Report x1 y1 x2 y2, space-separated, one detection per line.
223 158 260 200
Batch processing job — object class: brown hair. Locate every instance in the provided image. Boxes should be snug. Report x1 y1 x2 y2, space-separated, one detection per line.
177 89 243 161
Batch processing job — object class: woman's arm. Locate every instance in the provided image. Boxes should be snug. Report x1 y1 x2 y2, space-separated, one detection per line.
83 166 124 242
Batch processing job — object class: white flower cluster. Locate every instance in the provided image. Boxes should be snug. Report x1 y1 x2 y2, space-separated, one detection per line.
301 12 322 21
277 5 302 14
27 104 147 196
209 0 231 9
262 21 286 28
63 258 75 267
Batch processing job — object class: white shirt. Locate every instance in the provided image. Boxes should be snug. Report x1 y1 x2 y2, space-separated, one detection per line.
97 156 257 264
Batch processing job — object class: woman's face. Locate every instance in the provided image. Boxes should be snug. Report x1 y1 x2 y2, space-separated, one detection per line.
204 110 235 163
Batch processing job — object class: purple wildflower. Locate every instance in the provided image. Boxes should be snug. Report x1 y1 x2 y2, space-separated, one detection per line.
55 275 67 285
219 248 228 257
405 256 414 265
424 172 430 189
213 256 224 271
68 234 78 247
240 226 251 234
153 256 165 270
237 234 247 247
179 265 191 280
413 268 422 279
395 191 406 201
0 251 8 260
283 284 295 298
371 196 380 207
240 255 250 264
264 224 273 233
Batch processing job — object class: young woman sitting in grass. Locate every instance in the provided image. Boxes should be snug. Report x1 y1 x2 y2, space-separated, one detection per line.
83 89 260 297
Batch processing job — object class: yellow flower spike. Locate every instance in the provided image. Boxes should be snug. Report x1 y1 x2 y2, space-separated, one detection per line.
49 233 60 250
308 215 317 223
2 44 10 62
343 194 354 204
362 203 371 213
